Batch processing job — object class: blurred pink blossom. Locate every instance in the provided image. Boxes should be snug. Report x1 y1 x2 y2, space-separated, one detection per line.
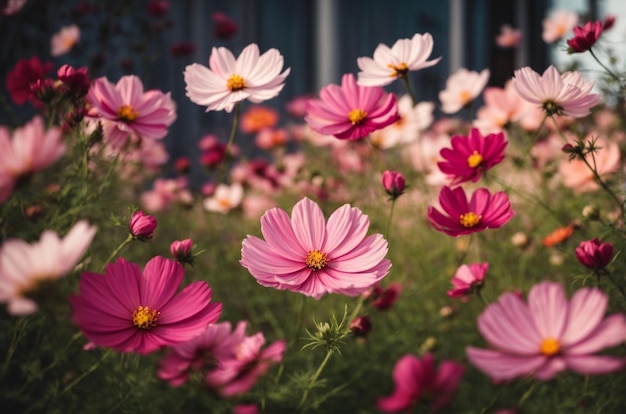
203 183 244 214
543 9 578 43
496 24 522 48
50 24 80 57
439 68 490 114
447 262 488 298
558 136 619 192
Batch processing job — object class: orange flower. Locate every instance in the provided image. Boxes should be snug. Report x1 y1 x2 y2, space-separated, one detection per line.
542 224 576 247
240 105 279 133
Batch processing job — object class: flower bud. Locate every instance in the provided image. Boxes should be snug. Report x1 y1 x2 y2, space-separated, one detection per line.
382 170 405 200
349 316 372 337
170 238 193 264
575 238 614 270
582 204 600 221
129 210 157 240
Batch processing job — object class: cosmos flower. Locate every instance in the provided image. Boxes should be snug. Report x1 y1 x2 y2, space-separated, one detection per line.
558 136 619 191
567 20 603 53
203 183 244 214
496 24 522 48
427 186 514 237
542 9 578 43
129 210 158 240
439 68 490 114
70 256 222 355
512 65 601 118
447 262 488 298
369 96 434 148
50 24 80 57
356 32 441 87
467 281 626 381
0 221 96 315
5 56 53 106
575 238 614 270
241 197 391 299
305 73 400 140
184 43 290 112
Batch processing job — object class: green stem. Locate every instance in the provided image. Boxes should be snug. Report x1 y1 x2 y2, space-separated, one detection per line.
57 349 112 399
400 73 417 106
297 349 334 411
581 148 625 219
99 234 133 273
517 380 539 407
589 48 622 85
385 199 396 241
475 289 489 307
218 102 241 184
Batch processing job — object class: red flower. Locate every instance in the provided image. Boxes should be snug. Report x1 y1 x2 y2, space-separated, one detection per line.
567 20 603 53
57 64 91 99
6 56 53 105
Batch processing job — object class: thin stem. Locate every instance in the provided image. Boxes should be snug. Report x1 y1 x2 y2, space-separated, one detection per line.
297 349 334 411
589 48 622 85
580 149 625 219
99 234 133 273
57 349 112 398
218 102 241 184
385 199 396 241
521 114 549 161
475 289 489 307
400 73 417 105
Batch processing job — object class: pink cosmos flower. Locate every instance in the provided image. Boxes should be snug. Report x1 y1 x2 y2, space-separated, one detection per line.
141 177 192 212
437 128 507 185
5 56 53 106
86 75 177 147
369 96 434 148
129 210 157 240
212 11 238 39
439 68 490 114
184 43 290 113
567 20 603 53
50 24 80 57
467 281 626 381
205 330 285 397
241 197 391 299
427 186 514 237
496 24 522 48
203 183 244 214
543 9 578 43
512 65 600 118
356 33 441 87
305 73 400 140
170 239 193 264
558 136 619 192
0 220 96 315
447 262 488 298
365 282 402 311
70 256 222 355
382 170 405 200
378 353 465 412
575 238 614 270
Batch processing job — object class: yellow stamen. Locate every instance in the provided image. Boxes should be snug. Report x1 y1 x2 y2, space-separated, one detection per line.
227 74 246 91
467 151 483 168
306 249 328 270
117 105 139 122
387 62 409 77
460 90 472 104
132 305 159 329
539 337 560 356
348 109 368 125
460 212 481 228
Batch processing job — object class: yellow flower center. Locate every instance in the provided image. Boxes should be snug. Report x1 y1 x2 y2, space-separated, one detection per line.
227 74 246 91
132 305 159 329
116 104 139 122
460 90 472 104
539 337 560 356
460 212 481 228
348 109 368 125
387 62 409 77
306 249 328 270
467 151 483 168
542 100 563 116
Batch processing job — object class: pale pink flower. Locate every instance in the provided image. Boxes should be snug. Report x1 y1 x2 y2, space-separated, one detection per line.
467 281 626 381
242 193 277 220
86 75 177 147
439 68 490 114
447 262 488 298
50 24 80 57
370 96 434 148
559 136 620 192
241 197 391 299
543 9 579 43
2 0 28 15
141 177 191 212
203 183 244 214
496 24 522 48
357 33 441 87
184 43 290 113
0 221 96 315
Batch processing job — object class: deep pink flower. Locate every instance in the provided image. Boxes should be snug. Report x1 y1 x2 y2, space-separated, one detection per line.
129 210 157 240
427 186 514 237
5 56 53 105
603 15 616 30
147 0 169 17
437 128 507 185
70 256 222 355
349 315 372 337
205 331 285 397
575 238 614 270
170 239 193 264
382 170 406 199
158 321 246 387
467 281 626 381
57 64 91 99
86 75 177 147
232 404 258 414
0 221 96 315
212 12 238 39
378 353 465 412
305 73 400 140
169 42 196 58
365 282 402 311
241 197 391 299
447 262 488 298
567 20 603 53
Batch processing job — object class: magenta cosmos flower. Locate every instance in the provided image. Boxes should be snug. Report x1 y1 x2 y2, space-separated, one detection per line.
0 220 96 315
378 353 465 412
69 256 222 355
129 210 158 240
567 20 603 53
438 128 507 185
356 33 441 87
575 238 614 270
427 186 514 237
241 197 391 299
512 65 601 118
87 75 177 147
184 43 290 113
467 281 626 381
448 262 488 298
305 73 400 140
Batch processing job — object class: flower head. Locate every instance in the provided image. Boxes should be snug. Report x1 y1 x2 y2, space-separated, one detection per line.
305 73 400 140
366 282 402 310
212 12 238 39
378 353 465 412
0 221 96 315
543 9 578 43
575 238 613 270
496 24 522 48
50 24 80 57
240 105 279 133
356 33 441 87
57 64 91 99
437 128 507 185
129 210 158 240
512 65 600 118
170 239 194 265
439 68 490 114
203 183 244 214
427 186 514 237
567 20 603 53
448 262 488 298
241 197 391 299
5 56 53 106
467 281 626 381
184 43 290 113
382 170 406 200
86 75 177 147
70 256 222 355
